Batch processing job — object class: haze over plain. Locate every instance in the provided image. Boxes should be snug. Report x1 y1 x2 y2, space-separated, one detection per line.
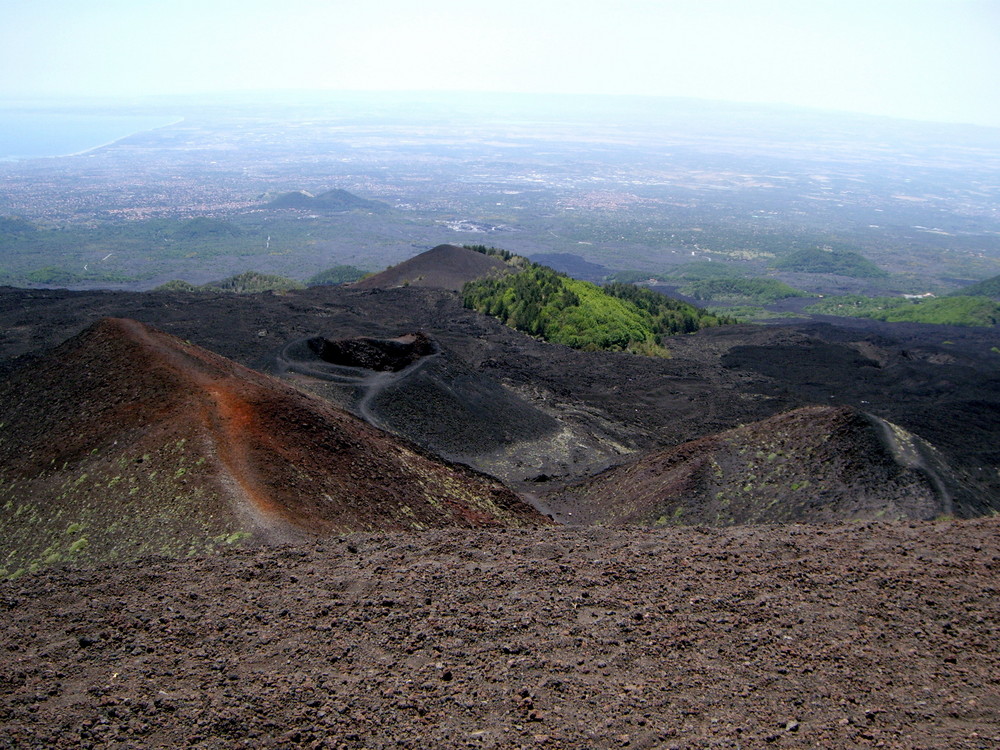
2 0 999 127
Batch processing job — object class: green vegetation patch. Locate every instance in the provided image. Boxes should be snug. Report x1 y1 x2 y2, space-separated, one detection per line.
206 271 304 294
169 217 241 240
25 266 136 285
307 265 368 286
605 262 743 285
808 294 1000 327
154 279 202 292
464 244 517 262
705 305 798 321
680 277 813 304
0 216 38 237
463 262 734 353
772 248 888 278
950 273 1000 300
661 261 743 281
603 269 665 285
155 270 304 294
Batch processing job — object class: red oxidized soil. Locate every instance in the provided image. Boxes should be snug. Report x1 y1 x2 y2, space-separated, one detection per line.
0 318 546 553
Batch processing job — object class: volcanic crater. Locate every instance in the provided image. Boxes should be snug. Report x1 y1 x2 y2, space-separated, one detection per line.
276 332 440 382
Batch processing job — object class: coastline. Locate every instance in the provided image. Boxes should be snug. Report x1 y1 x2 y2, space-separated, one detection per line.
0 115 185 162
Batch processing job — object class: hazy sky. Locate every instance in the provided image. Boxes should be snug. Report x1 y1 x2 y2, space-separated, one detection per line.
3 0 999 126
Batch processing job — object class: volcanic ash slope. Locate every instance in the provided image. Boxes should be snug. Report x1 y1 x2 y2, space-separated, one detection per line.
544 405 964 526
351 244 510 291
0 318 547 577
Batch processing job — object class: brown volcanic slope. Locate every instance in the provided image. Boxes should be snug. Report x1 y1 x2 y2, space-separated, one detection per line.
0 318 546 577
2 522 999 749
544 405 965 526
351 244 510 291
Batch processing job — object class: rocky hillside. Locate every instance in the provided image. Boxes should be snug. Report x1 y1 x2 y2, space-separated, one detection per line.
0 318 547 577
543 406 967 526
352 244 511 291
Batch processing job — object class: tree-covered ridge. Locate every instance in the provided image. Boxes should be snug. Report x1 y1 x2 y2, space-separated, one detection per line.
307 265 368 286
601 283 737 332
169 217 242 240
661 261 741 281
680 277 813 304
155 271 304 294
950 274 1000 300
772 248 888 278
463 264 734 353
463 244 517 262
807 294 1000 327
603 269 664 284
265 189 389 212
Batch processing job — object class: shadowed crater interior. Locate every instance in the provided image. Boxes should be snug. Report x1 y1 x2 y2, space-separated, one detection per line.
272 329 563 480
308 332 439 372
276 332 441 382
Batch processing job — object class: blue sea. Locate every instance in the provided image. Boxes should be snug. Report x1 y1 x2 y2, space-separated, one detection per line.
0 112 179 161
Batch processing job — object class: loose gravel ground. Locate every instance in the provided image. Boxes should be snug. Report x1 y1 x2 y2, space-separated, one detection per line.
3 520 999 749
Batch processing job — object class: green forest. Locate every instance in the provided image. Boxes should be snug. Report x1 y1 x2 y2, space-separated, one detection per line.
156 271 304 294
807 294 1000 326
680 277 813 304
951 273 1000 300
155 265 367 294
462 263 734 354
772 248 888 278
306 265 368 286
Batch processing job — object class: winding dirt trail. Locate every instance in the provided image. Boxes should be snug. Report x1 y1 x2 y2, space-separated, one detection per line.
275 334 442 431
870 412 955 518
118 318 305 541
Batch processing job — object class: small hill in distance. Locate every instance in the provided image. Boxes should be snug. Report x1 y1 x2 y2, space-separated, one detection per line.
0 318 547 577
951 272 1000 300
807 294 1000 326
0 215 38 237
544 405 968 526
155 270 305 294
680 277 814 305
307 265 368 286
169 217 241 240
265 189 389 212
607 262 743 285
772 247 888 278
352 244 512 291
